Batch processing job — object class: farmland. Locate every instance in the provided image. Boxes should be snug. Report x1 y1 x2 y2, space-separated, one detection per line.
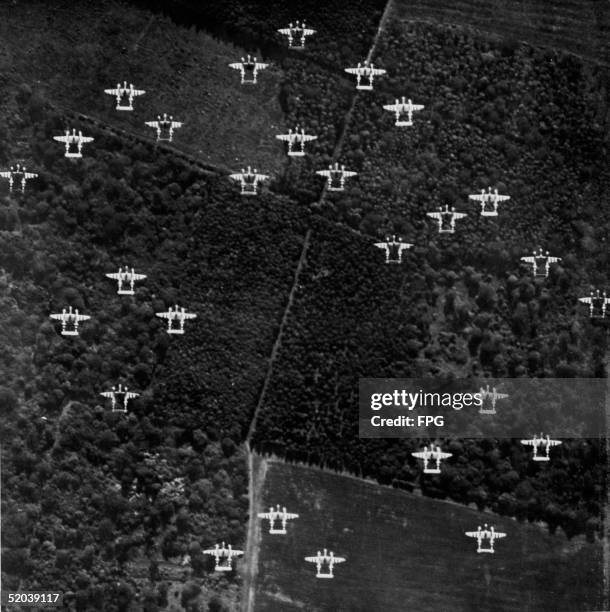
253 458 604 612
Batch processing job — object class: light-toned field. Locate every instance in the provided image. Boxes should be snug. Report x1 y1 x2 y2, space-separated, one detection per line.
0 0 286 173
253 457 604 612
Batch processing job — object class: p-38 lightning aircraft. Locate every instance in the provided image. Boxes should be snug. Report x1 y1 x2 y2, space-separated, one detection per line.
0 164 38 192
521 433 562 461
478 385 509 415
412 445 452 474
276 126 318 156
277 21 316 48
155 305 197 334
579 289 610 318
520 248 561 277
105 267 147 295
145 114 182 142
382 97 424 126
104 81 145 111
257 505 299 534
53 129 94 158
203 543 243 571
229 166 269 195
229 55 268 84
49 306 91 336
304 549 346 578
345 61 386 90
465 524 506 553
100 384 140 412
374 235 413 264
427 205 467 233
468 187 510 216
316 162 357 191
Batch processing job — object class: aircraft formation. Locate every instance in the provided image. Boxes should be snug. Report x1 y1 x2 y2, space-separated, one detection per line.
2 17 606 593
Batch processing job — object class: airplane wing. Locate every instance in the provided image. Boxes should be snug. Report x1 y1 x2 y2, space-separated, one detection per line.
468 194 487 202
203 548 219 555
495 194 510 201
301 134 317 142
382 103 400 112
548 439 562 447
229 62 243 70
374 242 389 250
125 392 139 400
49 313 64 320
24 172 38 179
464 531 479 537
53 135 70 143
410 103 425 111
454 212 467 219
74 314 91 321
0 171 11 179
521 256 535 264
493 531 507 539
315 170 331 178
100 391 113 398
255 62 268 69
229 173 243 181
105 272 121 280
145 121 159 128
344 67 359 75
277 28 292 36
333 556 346 564
257 512 273 519
228 548 244 557
171 121 183 128
183 313 197 320
255 173 269 181
427 212 442 220
285 512 299 519
303 28 315 35
304 556 319 563
131 273 147 281
520 439 535 446
496 392 509 399
275 134 291 142
132 88 145 96
411 451 426 459
342 170 357 178
578 297 593 304
371 68 386 75
80 136 94 143
155 312 171 319
437 451 452 459
104 88 120 96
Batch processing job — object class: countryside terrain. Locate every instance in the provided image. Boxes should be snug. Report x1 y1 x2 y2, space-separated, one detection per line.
0 0 608 611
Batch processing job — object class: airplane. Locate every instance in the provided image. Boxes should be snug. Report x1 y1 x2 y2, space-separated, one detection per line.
105 267 147 295
520 248 561 277
53 129 94 158
316 162 357 191
427 205 467 233
203 542 243 571
229 55 268 84
412 445 452 474
49 306 91 336
344 61 386 90
155 304 197 334
468 187 510 216
478 384 509 415
465 524 506 553
382 97 424 126
579 289 610 318
229 166 269 195
374 235 413 264
277 21 316 49
275 126 318 156
104 81 145 111
0 164 38 192
100 384 140 412
304 549 346 578
145 114 182 142
520 433 562 461
257 505 299 534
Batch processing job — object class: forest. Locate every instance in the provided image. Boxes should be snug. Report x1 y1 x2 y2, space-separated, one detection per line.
251 19 609 541
0 86 309 610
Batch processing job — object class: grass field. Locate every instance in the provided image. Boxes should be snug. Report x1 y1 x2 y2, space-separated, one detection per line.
391 0 610 66
0 0 286 173
253 458 604 612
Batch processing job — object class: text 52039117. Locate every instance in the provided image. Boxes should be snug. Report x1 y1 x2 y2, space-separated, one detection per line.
1 592 63 607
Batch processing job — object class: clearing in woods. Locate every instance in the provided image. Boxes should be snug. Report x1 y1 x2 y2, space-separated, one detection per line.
252 457 604 612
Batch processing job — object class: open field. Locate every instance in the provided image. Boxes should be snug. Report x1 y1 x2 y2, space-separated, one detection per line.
392 0 610 66
253 457 604 612
0 0 286 173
